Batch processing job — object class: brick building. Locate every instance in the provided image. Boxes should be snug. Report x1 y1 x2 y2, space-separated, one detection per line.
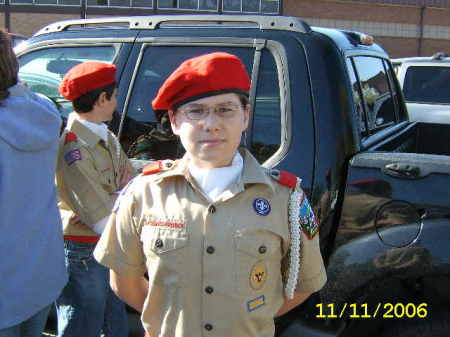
1 0 450 57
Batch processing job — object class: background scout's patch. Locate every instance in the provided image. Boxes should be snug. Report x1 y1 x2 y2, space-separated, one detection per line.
64 149 82 165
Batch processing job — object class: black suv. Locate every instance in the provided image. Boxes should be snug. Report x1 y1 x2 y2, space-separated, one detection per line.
17 15 450 337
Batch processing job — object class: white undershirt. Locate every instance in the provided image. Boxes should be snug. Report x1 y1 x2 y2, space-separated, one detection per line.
188 152 244 202
68 112 109 142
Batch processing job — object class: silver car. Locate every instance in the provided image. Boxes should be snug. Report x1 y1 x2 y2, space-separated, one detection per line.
393 52 450 124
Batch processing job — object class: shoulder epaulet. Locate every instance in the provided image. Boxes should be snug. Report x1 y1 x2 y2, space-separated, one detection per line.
268 169 298 189
142 160 175 176
64 132 78 144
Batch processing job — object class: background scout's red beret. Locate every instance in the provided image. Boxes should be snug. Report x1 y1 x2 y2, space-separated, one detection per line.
59 61 116 101
152 52 250 120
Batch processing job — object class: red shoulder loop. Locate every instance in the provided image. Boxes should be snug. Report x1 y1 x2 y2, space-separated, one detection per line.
278 170 297 189
142 161 162 175
65 132 78 144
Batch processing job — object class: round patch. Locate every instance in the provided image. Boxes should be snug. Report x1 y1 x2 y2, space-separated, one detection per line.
249 261 267 290
253 198 271 216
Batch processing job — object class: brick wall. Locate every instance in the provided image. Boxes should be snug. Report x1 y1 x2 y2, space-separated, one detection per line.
283 0 450 57
10 12 78 36
2 0 450 57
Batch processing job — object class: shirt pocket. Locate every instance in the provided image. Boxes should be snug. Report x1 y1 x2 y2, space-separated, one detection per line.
234 229 283 296
96 162 116 189
141 226 189 284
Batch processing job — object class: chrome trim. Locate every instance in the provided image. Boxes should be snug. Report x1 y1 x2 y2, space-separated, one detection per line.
263 40 291 169
35 15 310 36
15 39 125 58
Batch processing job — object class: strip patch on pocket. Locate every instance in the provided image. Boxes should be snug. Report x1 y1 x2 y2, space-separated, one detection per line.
247 295 265 312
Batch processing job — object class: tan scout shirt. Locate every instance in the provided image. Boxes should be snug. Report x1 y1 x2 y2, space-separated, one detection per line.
56 117 134 237
94 149 327 337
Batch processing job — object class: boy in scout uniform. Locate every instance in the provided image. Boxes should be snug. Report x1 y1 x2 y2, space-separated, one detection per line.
55 61 132 337
94 52 327 337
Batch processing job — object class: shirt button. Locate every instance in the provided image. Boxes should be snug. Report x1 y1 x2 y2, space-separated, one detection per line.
205 286 214 294
206 246 215 254
259 245 267 254
204 323 213 331
208 205 216 214
155 239 164 248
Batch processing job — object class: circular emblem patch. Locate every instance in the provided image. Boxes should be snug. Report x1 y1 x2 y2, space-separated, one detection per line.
249 261 267 290
253 198 271 216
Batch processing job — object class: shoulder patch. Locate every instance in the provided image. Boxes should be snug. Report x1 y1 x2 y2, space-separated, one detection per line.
65 132 78 144
64 149 82 165
142 160 175 176
298 195 319 240
269 169 298 189
142 161 163 175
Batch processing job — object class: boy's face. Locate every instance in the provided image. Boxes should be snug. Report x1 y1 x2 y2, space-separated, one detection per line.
98 88 118 122
169 93 249 168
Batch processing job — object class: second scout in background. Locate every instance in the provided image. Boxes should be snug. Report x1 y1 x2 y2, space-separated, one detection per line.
55 61 134 337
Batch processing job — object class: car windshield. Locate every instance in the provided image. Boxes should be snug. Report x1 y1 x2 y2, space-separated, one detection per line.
403 66 450 104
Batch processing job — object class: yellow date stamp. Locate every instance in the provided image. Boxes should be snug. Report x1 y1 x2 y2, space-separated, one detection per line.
315 302 428 319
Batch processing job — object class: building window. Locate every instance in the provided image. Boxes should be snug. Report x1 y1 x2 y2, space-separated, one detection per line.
222 0 279 13
87 0 153 7
158 0 219 10
157 0 280 13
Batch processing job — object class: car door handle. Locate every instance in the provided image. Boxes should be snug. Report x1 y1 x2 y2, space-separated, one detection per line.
382 163 421 179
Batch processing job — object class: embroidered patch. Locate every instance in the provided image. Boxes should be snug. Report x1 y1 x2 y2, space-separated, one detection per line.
298 197 319 239
143 221 185 229
249 261 267 290
64 149 82 165
64 132 77 144
253 198 271 216
247 295 266 312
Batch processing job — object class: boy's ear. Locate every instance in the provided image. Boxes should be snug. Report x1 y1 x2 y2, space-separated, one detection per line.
94 91 107 108
167 109 180 136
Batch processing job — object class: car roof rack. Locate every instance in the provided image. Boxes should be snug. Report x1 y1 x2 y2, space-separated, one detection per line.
34 15 311 36
431 51 449 60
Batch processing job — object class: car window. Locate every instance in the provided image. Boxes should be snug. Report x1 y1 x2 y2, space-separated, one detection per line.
352 56 396 131
18 46 117 117
250 48 281 163
126 45 282 163
346 57 368 136
403 66 450 104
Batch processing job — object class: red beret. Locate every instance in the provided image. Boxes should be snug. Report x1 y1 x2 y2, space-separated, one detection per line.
59 61 116 101
152 52 250 120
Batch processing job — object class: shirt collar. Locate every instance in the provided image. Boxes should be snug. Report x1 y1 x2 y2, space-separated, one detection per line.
153 148 275 193
239 148 276 193
67 114 102 147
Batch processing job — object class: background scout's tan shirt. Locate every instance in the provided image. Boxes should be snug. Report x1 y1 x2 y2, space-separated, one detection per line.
94 150 327 337
56 117 134 237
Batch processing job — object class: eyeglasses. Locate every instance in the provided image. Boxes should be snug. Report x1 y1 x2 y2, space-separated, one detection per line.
178 103 242 120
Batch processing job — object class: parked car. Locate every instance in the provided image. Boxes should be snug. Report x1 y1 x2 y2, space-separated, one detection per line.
16 15 450 337
393 52 450 124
